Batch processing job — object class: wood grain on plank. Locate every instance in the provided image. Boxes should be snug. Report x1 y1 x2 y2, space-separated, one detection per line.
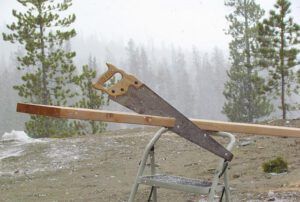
191 118 300 138
17 103 300 138
17 103 175 127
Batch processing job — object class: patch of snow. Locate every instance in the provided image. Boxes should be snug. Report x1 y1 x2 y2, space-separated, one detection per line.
0 130 45 160
45 138 89 168
1 130 43 143
269 172 288 176
0 171 14 177
0 148 24 160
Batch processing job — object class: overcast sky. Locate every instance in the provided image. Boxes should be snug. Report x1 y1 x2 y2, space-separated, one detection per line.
1 0 300 52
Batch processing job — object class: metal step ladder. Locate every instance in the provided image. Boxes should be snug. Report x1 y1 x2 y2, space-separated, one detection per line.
128 127 236 202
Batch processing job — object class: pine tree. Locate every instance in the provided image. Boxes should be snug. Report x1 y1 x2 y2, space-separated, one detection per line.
197 51 225 119
257 0 300 119
74 56 108 134
210 47 228 119
223 0 273 122
171 47 194 116
192 46 201 70
126 39 140 76
139 46 152 84
192 46 205 117
2 0 78 137
155 57 172 99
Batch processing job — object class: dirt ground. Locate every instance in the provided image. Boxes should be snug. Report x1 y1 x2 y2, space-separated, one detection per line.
1 120 300 202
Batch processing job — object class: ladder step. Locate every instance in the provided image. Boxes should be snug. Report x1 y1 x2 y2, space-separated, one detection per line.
138 175 223 194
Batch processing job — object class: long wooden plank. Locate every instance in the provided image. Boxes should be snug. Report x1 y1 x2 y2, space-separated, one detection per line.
17 103 175 127
192 119 300 138
17 103 300 138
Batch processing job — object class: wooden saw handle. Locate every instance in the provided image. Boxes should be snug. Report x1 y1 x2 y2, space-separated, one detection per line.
93 63 142 97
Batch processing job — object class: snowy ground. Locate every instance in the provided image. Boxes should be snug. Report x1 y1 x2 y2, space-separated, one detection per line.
0 127 300 201
0 130 121 176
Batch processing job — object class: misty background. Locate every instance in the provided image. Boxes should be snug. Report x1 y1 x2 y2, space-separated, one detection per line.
1 0 300 134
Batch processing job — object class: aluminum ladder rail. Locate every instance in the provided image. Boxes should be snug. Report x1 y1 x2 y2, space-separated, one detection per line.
128 127 236 202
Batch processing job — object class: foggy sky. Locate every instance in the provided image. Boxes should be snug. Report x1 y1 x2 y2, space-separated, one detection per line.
1 0 300 71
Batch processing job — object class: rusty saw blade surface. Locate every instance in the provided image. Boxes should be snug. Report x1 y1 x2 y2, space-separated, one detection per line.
94 63 233 161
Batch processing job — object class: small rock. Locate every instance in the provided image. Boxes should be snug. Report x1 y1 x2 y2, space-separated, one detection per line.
268 190 275 197
207 168 216 174
233 173 240 179
265 175 271 179
239 140 253 146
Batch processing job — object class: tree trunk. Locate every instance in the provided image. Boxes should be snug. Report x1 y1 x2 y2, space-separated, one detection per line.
38 3 50 132
38 4 48 105
281 75 286 119
244 0 253 122
280 13 286 120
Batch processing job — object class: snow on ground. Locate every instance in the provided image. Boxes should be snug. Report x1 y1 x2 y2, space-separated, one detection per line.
0 128 299 201
1 130 42 143
0 130 126 176
0 130 44 160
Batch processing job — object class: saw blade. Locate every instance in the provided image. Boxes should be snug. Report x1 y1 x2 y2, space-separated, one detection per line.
94 63 233 161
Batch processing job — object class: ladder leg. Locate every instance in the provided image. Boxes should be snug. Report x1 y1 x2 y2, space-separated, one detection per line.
128 127 167 202
150 146 157 202
208 161 224 201
223 170 231 202
128 180 140 202
128 147 150 202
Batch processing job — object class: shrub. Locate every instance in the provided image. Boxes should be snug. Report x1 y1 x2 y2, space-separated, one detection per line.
262 157 288 173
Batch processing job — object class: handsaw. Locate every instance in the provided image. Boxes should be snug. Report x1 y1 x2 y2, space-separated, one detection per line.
93 63 233 161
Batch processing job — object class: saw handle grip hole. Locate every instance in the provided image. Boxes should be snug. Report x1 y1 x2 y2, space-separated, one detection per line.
94 63 124 89
99 73 121 95
102 72 123 87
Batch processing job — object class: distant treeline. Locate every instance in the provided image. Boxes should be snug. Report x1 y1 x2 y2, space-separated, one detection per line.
1 0 299 137
0 37 229 135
